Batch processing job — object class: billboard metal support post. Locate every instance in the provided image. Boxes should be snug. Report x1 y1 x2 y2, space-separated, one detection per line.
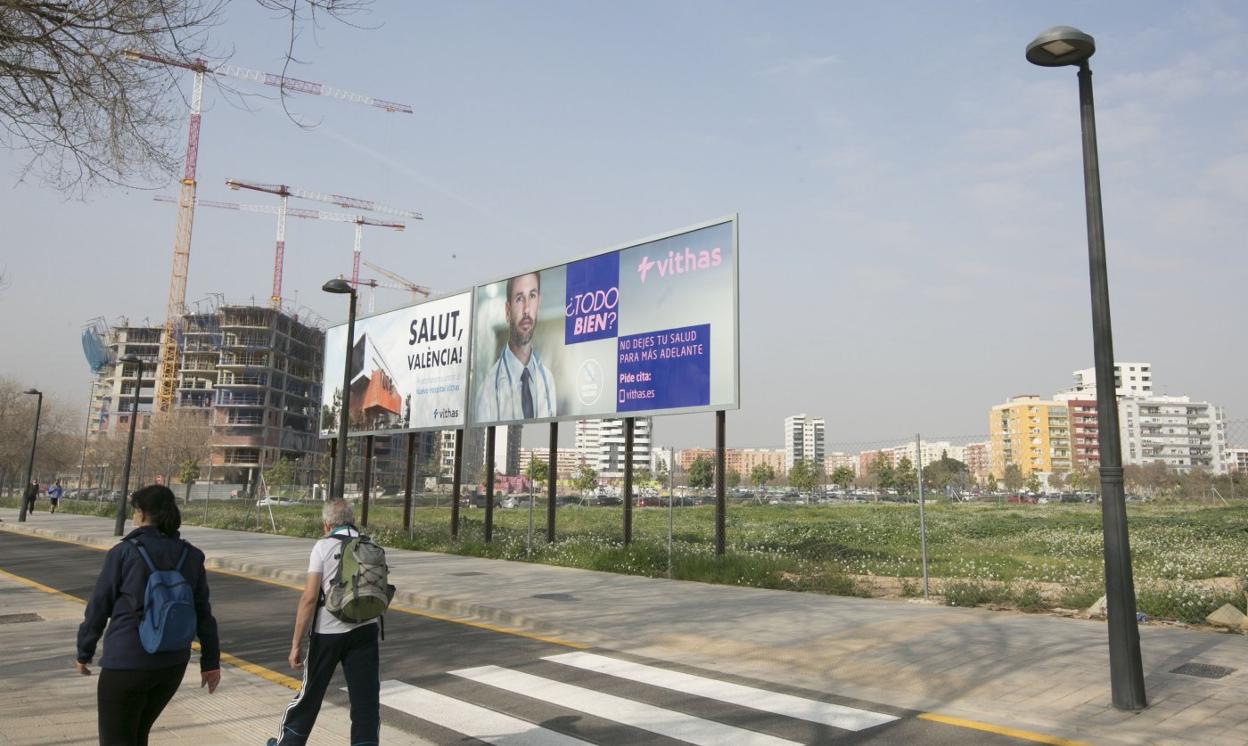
451 429 463 540
547 422 557 542
114 359 142 536
623 417 635 545
668 447 675 579
715 410 726 556
19 388 43 523
484 426 495 543
916 433 929 600
402 432 415 533
361 434 374 528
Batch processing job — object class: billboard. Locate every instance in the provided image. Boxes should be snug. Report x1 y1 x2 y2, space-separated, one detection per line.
469 216 738 426
320 291 472 437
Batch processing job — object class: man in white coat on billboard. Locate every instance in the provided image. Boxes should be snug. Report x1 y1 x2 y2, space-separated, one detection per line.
475 271 557 422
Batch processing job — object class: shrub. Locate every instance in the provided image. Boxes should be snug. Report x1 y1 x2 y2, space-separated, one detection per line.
1012 582 1048 613
944 580 1009 608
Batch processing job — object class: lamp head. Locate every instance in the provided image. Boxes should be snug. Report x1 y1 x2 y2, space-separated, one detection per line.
23 388 40 395
322 278 356 295
1026 26 1095 67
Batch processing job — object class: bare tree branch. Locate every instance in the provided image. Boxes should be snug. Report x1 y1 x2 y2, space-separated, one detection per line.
0 0 374 197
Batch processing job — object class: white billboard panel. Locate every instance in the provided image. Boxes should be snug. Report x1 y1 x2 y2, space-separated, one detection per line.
320 291 472 437
468 216 738 427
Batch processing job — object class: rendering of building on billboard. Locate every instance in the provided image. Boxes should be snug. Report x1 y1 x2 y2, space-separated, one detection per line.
320 290 472 437
469 216 738 427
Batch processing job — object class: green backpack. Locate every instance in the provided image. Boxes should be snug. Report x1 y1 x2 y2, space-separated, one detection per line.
324 533 395 625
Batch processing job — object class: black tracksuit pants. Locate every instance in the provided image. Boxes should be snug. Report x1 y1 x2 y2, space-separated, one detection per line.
98 662 188 746
275 623 380 746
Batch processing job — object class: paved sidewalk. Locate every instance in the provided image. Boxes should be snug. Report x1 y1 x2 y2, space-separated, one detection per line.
0 564 427 744
2 508 1246 745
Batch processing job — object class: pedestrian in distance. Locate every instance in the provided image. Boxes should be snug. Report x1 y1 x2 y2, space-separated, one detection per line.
22 479 38 514
269 497 393 746
48 479 64 514
76 484 222 746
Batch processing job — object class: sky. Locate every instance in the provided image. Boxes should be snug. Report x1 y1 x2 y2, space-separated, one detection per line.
1 1 1246 451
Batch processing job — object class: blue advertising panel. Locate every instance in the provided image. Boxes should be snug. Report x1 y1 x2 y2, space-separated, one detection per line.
468 217 738 426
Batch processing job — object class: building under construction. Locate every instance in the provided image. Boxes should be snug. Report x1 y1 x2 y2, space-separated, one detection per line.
89 301 326 485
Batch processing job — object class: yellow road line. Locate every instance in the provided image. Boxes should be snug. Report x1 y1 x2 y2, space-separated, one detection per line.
0 566 87 605
3 525 588 649
918 713 1090 745
0 564 302 691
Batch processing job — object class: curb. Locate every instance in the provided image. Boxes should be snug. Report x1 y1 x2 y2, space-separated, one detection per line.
0 520 595 647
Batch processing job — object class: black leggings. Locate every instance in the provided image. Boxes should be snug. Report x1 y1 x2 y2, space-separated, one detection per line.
98 662 188 746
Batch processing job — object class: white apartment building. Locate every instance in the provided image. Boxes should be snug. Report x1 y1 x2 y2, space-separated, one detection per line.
784 414 825 469
1118 396 1226 473
575 418 653 479
1069 362 1154 399
888 440 965 468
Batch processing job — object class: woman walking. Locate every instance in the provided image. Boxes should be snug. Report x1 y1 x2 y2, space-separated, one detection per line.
76 484 222 745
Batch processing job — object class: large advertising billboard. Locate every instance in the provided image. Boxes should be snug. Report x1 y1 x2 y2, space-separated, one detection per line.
320 291 472 437
469 216 738 426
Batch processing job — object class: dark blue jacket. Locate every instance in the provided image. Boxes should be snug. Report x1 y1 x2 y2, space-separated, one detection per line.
76 526 220 671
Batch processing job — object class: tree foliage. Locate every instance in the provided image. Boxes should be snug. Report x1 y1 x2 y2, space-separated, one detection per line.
0 0 372 194
749 463 775 489
829 465 854 493
572 464 598 496
525 457 548 486
686 456 713 490
787 459 820 493
1002 464 1025 492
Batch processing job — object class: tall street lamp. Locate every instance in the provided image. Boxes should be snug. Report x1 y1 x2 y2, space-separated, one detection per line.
323 278 358 500
114 355 144 536
1027 25 1147 711
17 388 43 522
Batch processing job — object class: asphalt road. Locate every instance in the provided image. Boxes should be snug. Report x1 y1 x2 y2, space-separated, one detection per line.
0 531 1031 745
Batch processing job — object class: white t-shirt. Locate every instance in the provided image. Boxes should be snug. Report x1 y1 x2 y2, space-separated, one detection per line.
309 526 377 635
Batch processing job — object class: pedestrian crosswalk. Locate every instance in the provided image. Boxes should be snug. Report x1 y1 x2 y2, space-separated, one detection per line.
366 652 900 745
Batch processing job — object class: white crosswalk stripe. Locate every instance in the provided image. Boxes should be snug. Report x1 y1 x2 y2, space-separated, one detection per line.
449 664 803 746
373 680 594 745
545 651 898 732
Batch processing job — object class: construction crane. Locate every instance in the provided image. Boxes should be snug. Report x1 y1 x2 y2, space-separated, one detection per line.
122 49 412 413
153 196 406 303
225 178 422 297
361 258 432 301
353 278 422 314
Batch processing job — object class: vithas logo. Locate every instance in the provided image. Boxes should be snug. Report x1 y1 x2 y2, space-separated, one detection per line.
636 246 722 283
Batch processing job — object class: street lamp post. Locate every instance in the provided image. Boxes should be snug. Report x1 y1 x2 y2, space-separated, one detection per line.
1027 25 1147 711
18 388 43 522
323 278 358 500
114 356 144 536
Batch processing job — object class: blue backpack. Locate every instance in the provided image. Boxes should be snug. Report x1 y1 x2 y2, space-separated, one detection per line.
127 539 198 654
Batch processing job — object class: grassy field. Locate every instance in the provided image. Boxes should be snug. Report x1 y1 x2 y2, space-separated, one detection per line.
7 494 1246 624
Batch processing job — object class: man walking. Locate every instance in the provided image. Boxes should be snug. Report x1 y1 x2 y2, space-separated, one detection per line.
22 479 39 515
269 499 380 746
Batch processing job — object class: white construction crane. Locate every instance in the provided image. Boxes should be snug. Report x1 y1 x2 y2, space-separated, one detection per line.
360 258 432 301
225 179 422 304
122 49 412 412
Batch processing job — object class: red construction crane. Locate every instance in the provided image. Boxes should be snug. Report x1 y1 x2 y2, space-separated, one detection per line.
225 178 422 298
360 258 432 300
122 49 412 413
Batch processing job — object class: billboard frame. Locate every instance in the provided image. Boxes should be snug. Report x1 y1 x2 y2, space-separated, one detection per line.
466 214 739 428
319 285 477 439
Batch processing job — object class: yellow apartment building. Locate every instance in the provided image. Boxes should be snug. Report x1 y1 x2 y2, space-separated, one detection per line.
990 395 1073 480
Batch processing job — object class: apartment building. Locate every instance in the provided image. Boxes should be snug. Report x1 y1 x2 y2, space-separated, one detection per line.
989 395 1072 479
962 442 991 482
89 321 162 437
824 452 856 477
784 413 825 469
1068 362 1153 399
1118 396 1225 472
575 418 653 480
